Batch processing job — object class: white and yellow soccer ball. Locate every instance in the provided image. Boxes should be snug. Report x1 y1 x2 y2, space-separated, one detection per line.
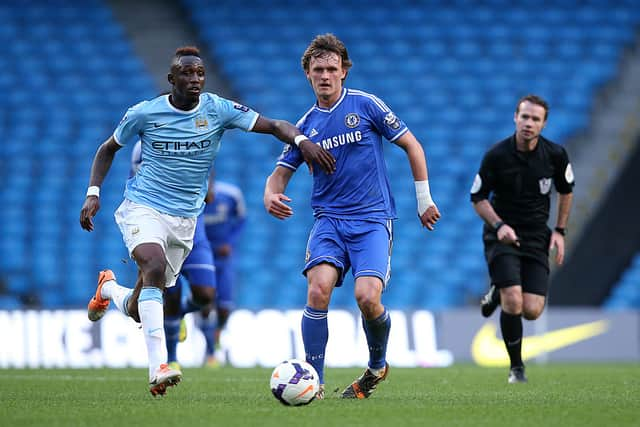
270 359 319 406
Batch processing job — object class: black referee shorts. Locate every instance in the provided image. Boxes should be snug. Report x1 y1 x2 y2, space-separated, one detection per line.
484 238 550 296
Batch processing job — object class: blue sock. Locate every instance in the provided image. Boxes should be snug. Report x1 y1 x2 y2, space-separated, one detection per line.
165 315 181 363
301 306 328 384
362 308 391 370
199 312 218 357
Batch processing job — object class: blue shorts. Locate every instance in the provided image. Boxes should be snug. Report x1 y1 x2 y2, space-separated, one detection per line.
180 215 216 288
215 255 235 310
303 217 393 288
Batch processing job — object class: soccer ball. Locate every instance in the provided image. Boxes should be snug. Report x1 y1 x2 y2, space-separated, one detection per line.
270 359 319 406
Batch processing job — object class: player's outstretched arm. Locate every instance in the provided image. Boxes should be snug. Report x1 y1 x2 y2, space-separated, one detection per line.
251 116 335 174
264 166 295 220
79 136 122 231
394 131 441 230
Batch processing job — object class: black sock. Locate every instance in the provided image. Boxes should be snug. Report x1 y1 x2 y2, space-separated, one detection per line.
500 311 523 368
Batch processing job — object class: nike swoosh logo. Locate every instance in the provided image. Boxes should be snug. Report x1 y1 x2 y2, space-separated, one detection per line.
471 320 609 367
153 122 168 128
148 328 163 335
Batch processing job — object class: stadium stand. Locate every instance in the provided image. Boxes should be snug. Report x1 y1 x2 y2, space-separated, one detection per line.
0 0 638 310
0 0 155 307
605 253 640 310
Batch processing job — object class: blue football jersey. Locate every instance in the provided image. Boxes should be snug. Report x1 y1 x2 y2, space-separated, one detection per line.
114 93 258 217
277 88 408 220
203 181 246 249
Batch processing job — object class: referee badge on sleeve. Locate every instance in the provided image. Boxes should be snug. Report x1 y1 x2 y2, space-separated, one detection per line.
470 174 482 194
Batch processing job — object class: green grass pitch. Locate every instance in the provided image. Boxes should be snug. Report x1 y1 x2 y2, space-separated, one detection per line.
1 364 638 427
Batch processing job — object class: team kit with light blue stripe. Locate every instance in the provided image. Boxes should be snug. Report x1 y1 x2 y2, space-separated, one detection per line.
277 88 404 285
115 93 259 217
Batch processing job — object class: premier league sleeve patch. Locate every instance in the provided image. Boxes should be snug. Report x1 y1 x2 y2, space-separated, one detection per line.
233 103 250 112
384 112 401 130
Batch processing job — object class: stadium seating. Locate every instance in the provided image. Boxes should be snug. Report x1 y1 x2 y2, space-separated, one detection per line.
179 0 640 310
1 0 639 311
604 252 640 310
0 0 155 308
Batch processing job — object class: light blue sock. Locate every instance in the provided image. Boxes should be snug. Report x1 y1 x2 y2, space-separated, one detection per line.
301 305 328 384
362 308 390 370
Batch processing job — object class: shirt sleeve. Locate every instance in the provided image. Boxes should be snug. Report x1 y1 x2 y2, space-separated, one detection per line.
553 146 575 194
470 152 495 202
275 142 304 171
113 101 146 147
218 97 259 131
365 94 409 142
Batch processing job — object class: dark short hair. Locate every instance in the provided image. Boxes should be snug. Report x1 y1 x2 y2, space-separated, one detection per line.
175 46 201 59
301 33 352 73
516 94 549 120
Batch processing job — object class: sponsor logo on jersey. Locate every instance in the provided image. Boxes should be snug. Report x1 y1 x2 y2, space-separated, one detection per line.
320 131 362 150
152 140 212 156
344 113 360 128
539 177 552 195
233 103 250 112
384 112 401 130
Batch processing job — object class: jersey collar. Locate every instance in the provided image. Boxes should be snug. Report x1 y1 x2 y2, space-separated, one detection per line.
164 94 202 114
314 88 347 113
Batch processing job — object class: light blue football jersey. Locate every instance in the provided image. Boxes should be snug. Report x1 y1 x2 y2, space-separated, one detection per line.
277 88 408 220
114 93 258 217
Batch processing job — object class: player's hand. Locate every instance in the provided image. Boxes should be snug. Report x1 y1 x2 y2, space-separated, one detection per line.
497 224 520 247
80 196 100 231
549 231 565 265
298 139 336 175
264 192 293 220
419 204 441 230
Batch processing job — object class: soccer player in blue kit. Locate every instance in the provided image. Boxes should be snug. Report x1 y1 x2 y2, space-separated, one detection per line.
263 34 441 399
198 176 247 366
79 46 335 396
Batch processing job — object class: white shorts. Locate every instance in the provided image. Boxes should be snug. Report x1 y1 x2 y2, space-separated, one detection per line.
114 199 197 288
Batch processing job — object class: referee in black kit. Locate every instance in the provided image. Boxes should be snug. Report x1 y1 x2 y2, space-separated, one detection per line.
470 94 574 383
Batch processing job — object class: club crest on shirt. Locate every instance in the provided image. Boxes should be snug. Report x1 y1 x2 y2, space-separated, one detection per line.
233 103 250 112
345 113 360 128
305 249 311 263
194 115 209 129
384 112 401 130
539 177 552 195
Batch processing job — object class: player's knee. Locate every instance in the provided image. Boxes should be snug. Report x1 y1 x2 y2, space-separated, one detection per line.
307 282 331 309
192 287 215 307
354 290 381 317
522 304 544 320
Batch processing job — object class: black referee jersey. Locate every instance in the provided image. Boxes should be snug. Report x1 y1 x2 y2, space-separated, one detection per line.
470 134 575 248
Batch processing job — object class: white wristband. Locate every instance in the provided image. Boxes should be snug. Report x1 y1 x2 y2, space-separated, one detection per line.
415 180 434 216
86 186 100 198
293 134 308 147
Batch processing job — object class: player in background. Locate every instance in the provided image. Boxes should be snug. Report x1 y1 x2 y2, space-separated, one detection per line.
263 33 440 400
80 46 336 396
197 173 247 367
130 140 217 371
471 94 574 383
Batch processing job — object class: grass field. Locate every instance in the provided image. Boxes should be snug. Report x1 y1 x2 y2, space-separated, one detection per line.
1 364 638 427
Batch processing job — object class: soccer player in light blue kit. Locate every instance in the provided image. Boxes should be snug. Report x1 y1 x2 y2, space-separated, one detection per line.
199 175 247 366
80 46 335 396
264 34 441 400
130 140 217 370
